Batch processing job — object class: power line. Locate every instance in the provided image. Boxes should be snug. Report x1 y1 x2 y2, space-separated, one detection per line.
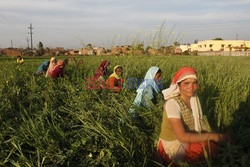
0 12 24 35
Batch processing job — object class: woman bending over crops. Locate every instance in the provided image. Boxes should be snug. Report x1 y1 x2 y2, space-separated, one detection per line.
129 66 162 117
45 57 57 77
158 66 230 166
50 60 65 79
106 65 124 92
93 60 109 82
89 60 110 89
36 60 50 75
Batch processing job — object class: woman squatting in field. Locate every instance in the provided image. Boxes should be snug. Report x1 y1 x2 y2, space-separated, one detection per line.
50 60 65 79
129 66 162 118
106 65 124 93
157 66 230 166
89 60 110 89
36 60 50 75
45 57 57 77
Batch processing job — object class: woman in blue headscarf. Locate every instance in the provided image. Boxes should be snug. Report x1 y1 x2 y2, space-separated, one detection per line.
129 66 162 117
36 60 50 75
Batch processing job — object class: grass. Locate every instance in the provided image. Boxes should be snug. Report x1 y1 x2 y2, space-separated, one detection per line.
0 54 249 167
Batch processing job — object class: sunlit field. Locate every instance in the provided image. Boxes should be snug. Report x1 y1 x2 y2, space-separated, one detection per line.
0 55 249 167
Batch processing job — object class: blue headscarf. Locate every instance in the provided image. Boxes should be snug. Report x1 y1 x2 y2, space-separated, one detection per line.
37 60 50 74
133 66 161 106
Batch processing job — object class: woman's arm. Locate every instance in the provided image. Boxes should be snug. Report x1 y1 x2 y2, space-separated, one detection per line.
141 86 155 108
169 118 225 143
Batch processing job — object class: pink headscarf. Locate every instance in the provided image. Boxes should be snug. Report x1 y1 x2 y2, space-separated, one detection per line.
46 57 57 77
162 66 205 132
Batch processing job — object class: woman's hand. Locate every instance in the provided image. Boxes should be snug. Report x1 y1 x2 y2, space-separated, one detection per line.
211 133 231 143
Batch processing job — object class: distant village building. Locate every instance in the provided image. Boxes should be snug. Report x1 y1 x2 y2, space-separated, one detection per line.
79 48 94 55
69 50 78 55
120 45 131 54
190 44 198 52
179 45 191 52
2 48 23 56
94 47 106 55
194 40 250 52
111 46 122 55
46 47 66 56
174 47 182 54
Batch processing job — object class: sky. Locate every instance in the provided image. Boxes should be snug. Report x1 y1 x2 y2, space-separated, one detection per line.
1 0 250 49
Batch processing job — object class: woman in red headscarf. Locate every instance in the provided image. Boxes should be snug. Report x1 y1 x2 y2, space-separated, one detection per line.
158 66 230 166
90 60 110 89
50 60 65 79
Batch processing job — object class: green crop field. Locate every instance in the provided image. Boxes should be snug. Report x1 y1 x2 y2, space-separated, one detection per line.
0 55 249 167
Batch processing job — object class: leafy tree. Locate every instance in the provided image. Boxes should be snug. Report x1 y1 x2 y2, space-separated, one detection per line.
23 47 33 56
194 39 198 44
173 41 180 46
134 43 144 50
85 43 93 50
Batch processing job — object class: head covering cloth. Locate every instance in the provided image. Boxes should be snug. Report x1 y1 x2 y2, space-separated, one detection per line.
109 65 122 79
133 66 161 106
46 57 57 77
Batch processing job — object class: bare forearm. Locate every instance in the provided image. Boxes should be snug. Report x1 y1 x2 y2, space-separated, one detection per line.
178 132 219 143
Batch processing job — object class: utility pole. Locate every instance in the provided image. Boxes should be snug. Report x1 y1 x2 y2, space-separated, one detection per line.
28 23 33 51
11 40 13 48
26 36 30 48
236 34 239 40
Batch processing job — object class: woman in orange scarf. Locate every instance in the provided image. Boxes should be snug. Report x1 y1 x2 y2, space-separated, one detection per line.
106 65 124 92
158 66 230 166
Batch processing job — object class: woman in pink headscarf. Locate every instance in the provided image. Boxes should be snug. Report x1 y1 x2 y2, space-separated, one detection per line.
45 57 57 77
158 66 230 166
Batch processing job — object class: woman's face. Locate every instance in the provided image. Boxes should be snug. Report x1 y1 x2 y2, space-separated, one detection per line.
179 78 198 98
154 72 162 82
115 67 123 77
52 59 57 65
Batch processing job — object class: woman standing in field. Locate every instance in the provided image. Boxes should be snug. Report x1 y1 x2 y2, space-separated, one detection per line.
45 57 57 77
129 66 162 117
36 60 50 75
106 65 124 92
158 66 230 165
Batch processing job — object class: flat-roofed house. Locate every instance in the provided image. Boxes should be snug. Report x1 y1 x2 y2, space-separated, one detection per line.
196 40 250 52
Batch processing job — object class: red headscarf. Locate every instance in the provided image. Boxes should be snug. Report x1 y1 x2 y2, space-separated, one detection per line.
172 66 197 84
57 60 65 67
162 66 197 100
94 60 109 80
